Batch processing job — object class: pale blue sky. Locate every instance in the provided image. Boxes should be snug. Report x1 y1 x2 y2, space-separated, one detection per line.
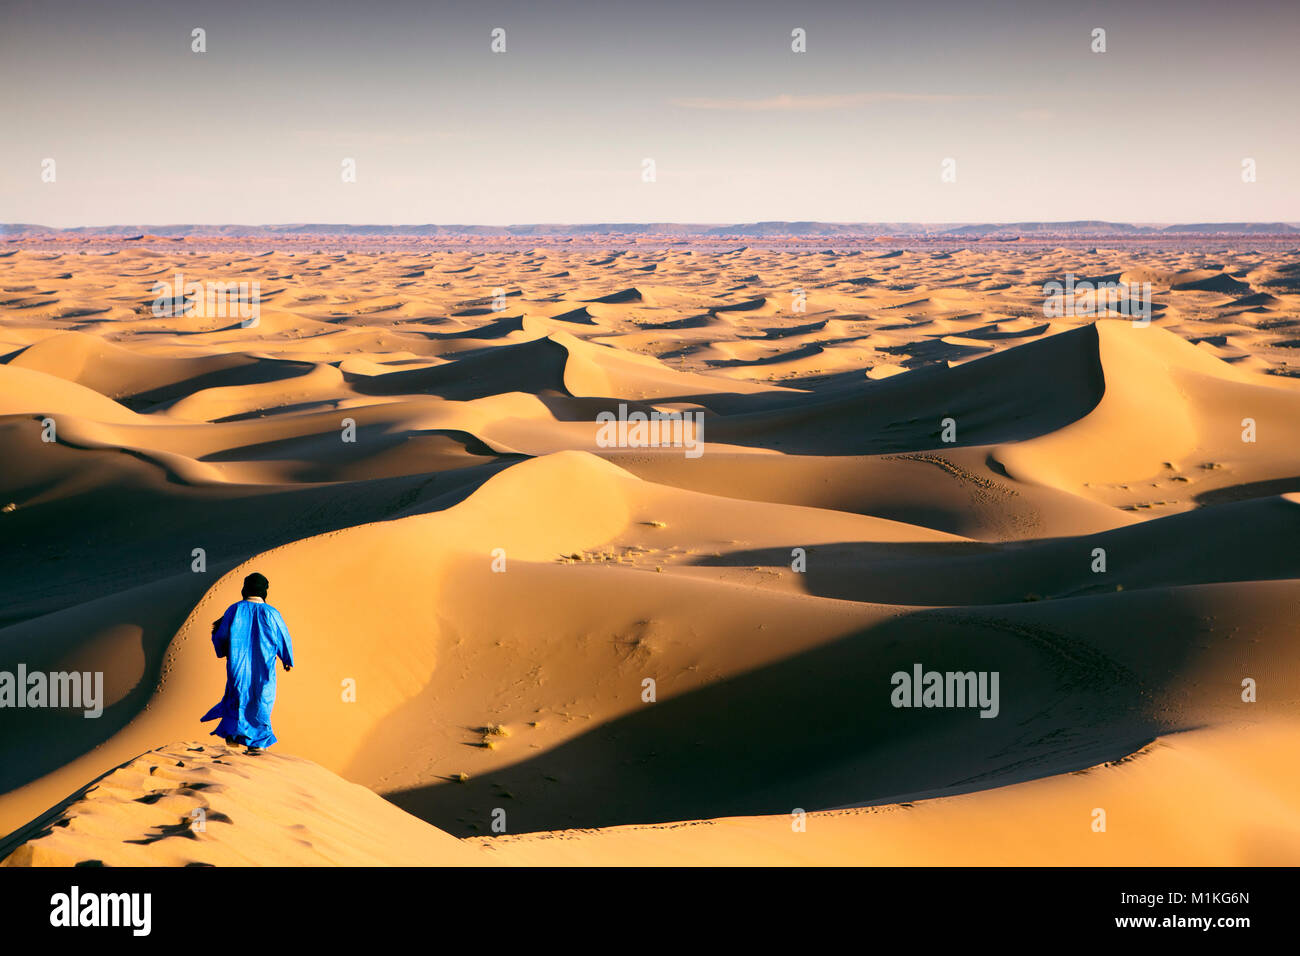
2 0 1297 226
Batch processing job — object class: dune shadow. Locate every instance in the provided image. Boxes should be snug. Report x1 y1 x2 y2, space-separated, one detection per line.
122 360 318 412
690 493 1300 604
0 457 519 628
1193 476 1300 506
704 323 1106 454
381 594 1210 835
345 337 568 400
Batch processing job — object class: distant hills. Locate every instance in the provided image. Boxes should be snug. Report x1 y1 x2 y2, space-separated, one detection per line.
4 221 1299 239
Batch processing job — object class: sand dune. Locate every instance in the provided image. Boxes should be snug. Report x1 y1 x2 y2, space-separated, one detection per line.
0 743 488 867
1 243 1298 865
6 721 1296 866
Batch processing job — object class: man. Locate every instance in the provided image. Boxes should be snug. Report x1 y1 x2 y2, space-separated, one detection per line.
200 572 294 754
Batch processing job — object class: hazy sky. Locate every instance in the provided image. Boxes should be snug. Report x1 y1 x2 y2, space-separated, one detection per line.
2 0 1298 226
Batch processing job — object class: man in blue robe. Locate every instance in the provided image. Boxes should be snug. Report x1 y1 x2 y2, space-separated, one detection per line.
200 572 294 754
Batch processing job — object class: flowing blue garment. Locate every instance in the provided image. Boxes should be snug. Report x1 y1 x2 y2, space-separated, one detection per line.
200 600 294 748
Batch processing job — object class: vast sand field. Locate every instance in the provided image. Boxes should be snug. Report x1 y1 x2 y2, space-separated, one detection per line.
2 241 1299 865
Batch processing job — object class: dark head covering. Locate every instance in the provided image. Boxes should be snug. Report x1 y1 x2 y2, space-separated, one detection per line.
241 572 269 599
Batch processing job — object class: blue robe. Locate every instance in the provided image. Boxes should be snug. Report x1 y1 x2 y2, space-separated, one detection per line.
200 600 294 748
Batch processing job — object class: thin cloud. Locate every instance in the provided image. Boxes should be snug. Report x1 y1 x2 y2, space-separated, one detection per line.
670 92 984 111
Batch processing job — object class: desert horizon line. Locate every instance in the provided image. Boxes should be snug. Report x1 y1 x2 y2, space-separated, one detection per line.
6 220 1300 238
